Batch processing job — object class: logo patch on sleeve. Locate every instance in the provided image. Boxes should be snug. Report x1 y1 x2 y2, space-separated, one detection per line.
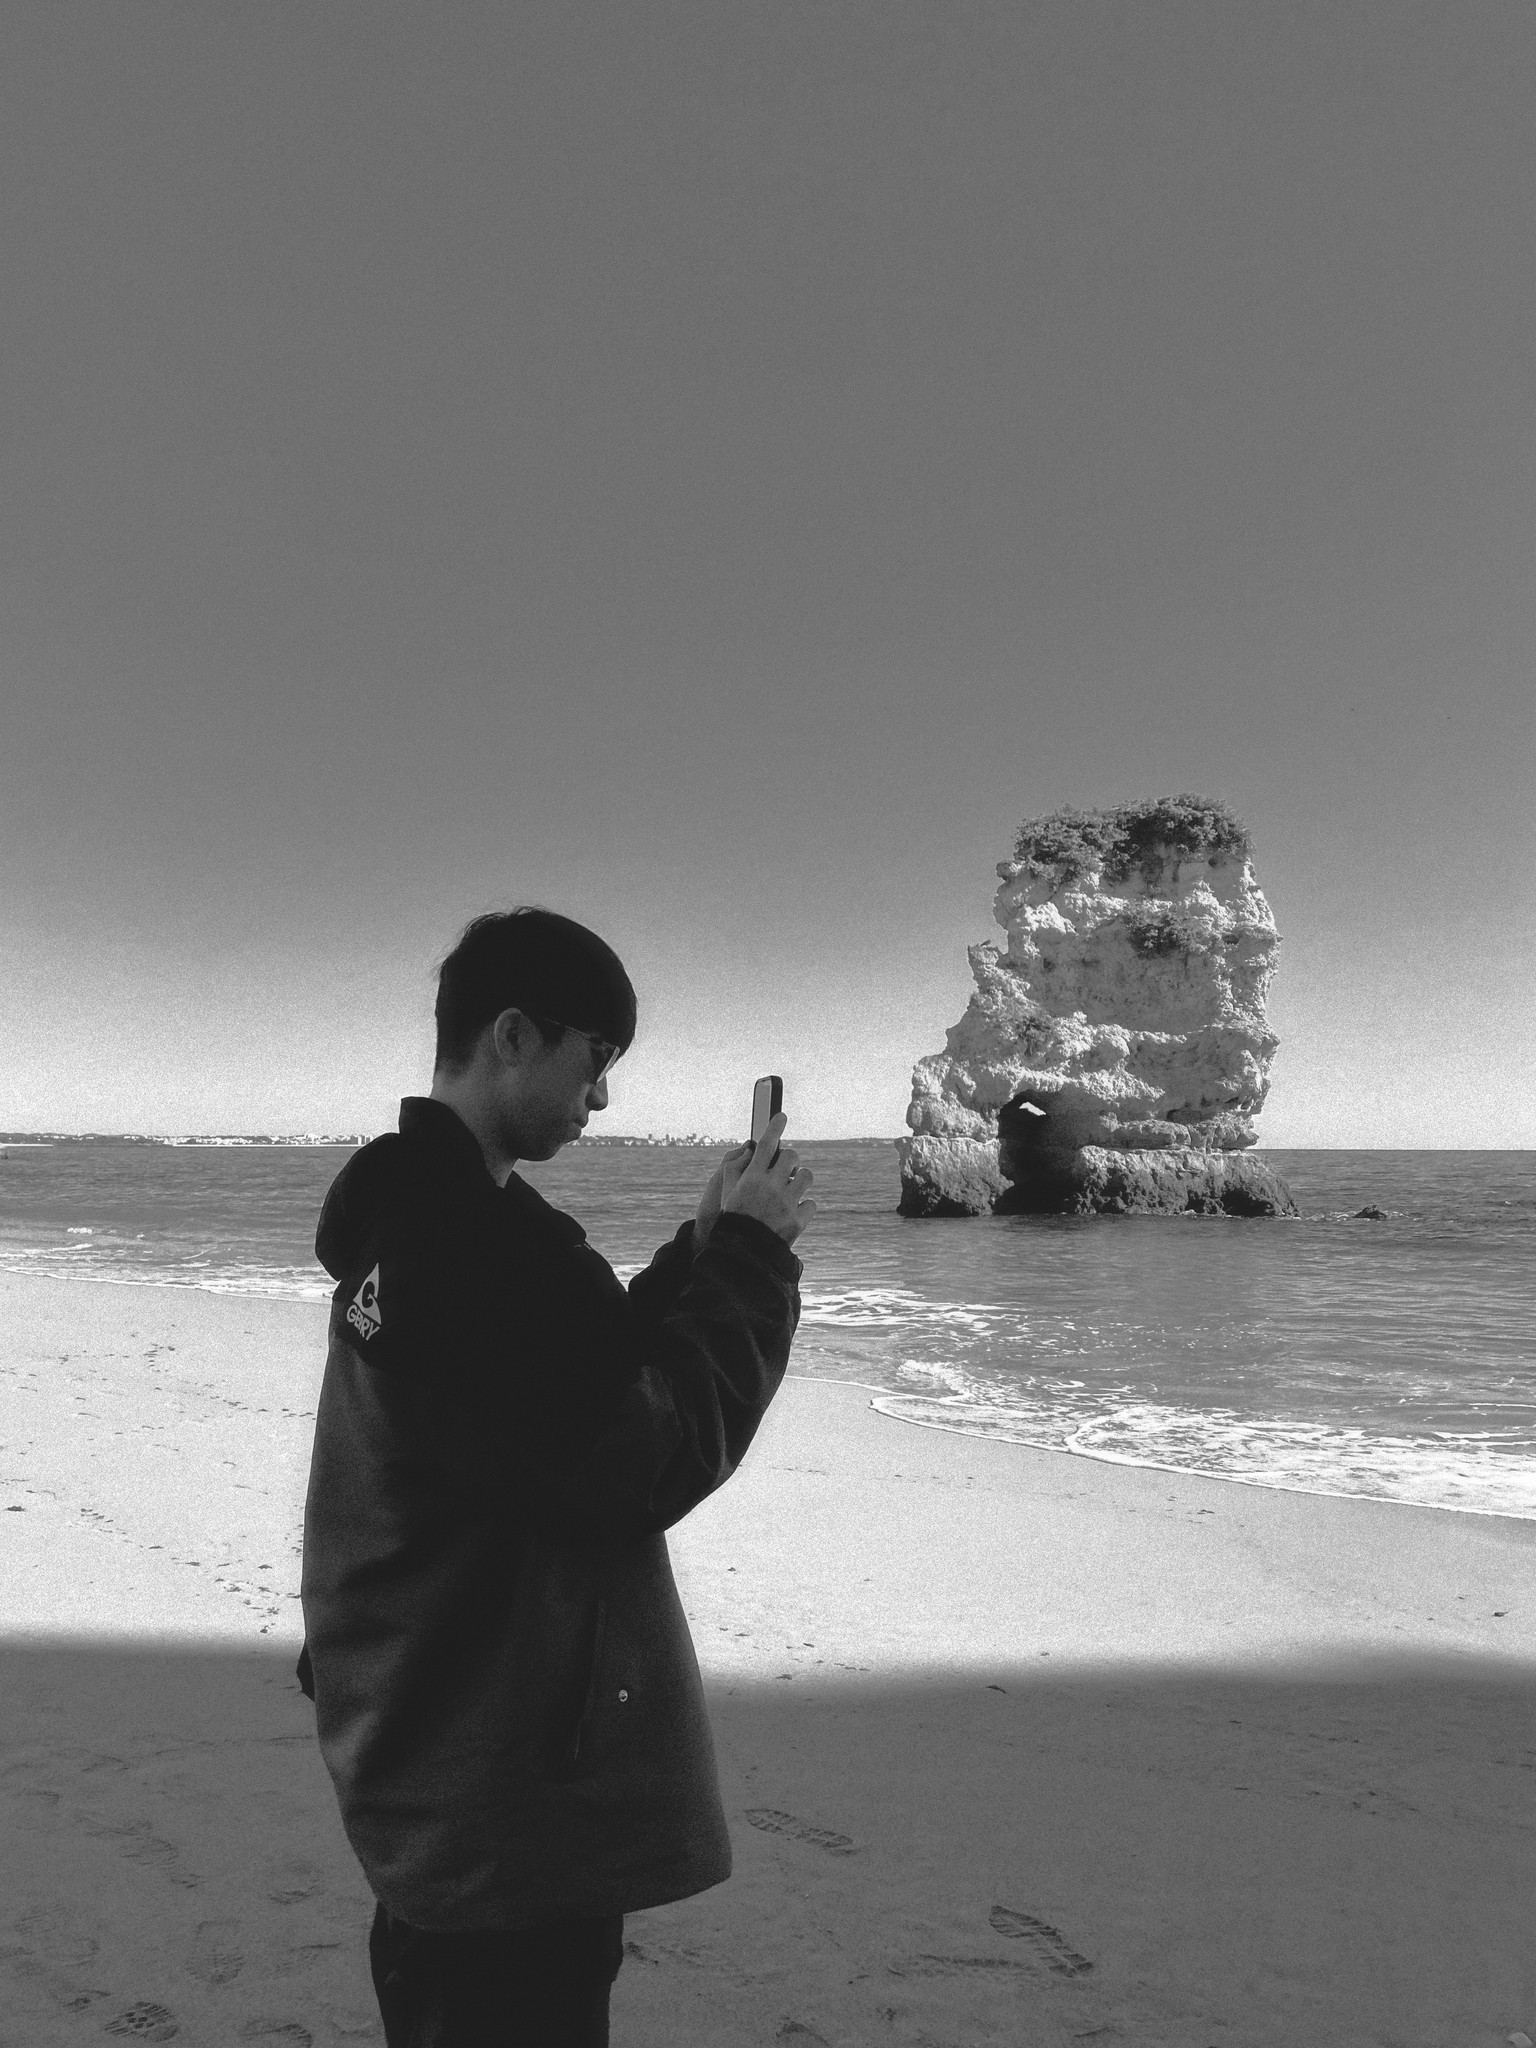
346 1264 383 1342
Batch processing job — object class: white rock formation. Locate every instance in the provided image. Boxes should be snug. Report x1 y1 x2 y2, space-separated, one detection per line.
896 797 1296 1216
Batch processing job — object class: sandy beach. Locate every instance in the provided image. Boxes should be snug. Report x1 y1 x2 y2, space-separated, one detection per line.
1 1267 1532 2047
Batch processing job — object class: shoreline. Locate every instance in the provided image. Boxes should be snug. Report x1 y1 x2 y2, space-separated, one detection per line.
0 1264 1530 1539
861 1389 1536 1523
2 1267 1531 1664
809 1367 1536 1524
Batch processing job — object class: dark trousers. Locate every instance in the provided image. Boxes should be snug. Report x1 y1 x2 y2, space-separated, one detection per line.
369 1900 626 2047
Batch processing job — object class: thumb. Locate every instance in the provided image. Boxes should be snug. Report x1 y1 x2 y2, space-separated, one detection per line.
722 1141 754 1183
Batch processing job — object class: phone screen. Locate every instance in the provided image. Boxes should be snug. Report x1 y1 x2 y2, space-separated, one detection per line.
751 1075 783 1154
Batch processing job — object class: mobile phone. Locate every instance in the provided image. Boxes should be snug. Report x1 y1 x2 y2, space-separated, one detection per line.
750 1076 783 1166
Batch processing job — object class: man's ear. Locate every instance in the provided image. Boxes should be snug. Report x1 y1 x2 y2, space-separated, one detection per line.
488 1009 523 1067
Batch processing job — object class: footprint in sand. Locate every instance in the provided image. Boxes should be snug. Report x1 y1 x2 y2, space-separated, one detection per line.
59 1989 116 2015
77 1813 181 1876
104 2002 180 2040
263 1860 325 1906
623 1935 712 1970
265 1940 347 1982
187 1917 244 1986
887 1954 1033 1980
13 1904 99 1965
620 1933 766 1990
237 2022 313 2045
313 2005 381 2041
744 1808 856 1855
11 1783 61 1813
987 1906 1093 1977
77 1749 131 1776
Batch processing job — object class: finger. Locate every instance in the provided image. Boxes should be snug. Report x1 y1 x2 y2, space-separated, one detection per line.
751 1114 787 1162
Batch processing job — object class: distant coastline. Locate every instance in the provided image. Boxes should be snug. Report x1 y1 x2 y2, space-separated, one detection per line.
0 1133 374 1149
0 1131 895 1150
2 1134 1528 1153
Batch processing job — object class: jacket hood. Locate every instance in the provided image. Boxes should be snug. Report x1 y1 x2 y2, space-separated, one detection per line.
315 1134 414 1282
315 1098 587 1282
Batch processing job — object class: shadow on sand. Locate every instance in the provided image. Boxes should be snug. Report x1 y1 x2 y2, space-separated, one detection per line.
1 1639 1531 2046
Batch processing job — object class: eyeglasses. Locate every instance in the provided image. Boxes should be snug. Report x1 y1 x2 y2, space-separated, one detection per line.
529 1013 621 1082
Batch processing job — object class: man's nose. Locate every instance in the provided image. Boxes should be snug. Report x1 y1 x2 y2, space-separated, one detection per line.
590 1073 609 1109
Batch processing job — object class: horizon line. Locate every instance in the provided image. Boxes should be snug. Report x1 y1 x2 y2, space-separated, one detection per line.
1 1132 1531 1154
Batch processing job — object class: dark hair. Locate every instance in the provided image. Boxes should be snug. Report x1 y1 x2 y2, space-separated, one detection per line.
432 907 637 1076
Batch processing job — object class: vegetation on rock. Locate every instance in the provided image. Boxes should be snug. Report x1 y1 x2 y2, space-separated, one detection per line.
1124 906 1199 956
1012 795 1252 885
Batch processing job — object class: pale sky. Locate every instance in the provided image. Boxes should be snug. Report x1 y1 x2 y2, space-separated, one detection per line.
3 4 1533 1144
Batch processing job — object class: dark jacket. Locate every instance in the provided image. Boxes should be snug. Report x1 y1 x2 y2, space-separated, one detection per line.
297 1096 801 1931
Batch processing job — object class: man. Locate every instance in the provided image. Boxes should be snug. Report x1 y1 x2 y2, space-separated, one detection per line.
296 906 814 2046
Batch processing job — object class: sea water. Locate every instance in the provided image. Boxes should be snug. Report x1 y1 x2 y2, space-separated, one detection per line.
0 1137 1531 1521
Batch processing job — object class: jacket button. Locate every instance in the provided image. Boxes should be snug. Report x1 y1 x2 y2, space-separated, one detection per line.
618 1689 628 1702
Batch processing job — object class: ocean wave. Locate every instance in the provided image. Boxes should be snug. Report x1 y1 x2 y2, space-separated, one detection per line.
800 1286 1012 1339
0 1245 334 1302
894 1358 972 1396
866 1388 1536 1520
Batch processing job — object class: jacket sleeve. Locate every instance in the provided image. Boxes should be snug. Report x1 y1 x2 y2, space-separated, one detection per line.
541 1211 802 1542
360 1201 802 1546
623 1217 702 1327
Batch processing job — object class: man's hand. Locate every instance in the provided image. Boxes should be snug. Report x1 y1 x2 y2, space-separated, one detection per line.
693 1140 756 1255
695 1115 816 1253
717 1113 815 1249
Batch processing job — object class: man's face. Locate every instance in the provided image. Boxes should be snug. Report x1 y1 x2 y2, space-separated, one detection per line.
494 1011 613 1162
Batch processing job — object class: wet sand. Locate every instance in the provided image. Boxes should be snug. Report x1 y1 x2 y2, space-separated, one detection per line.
1 1269 1532 2045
